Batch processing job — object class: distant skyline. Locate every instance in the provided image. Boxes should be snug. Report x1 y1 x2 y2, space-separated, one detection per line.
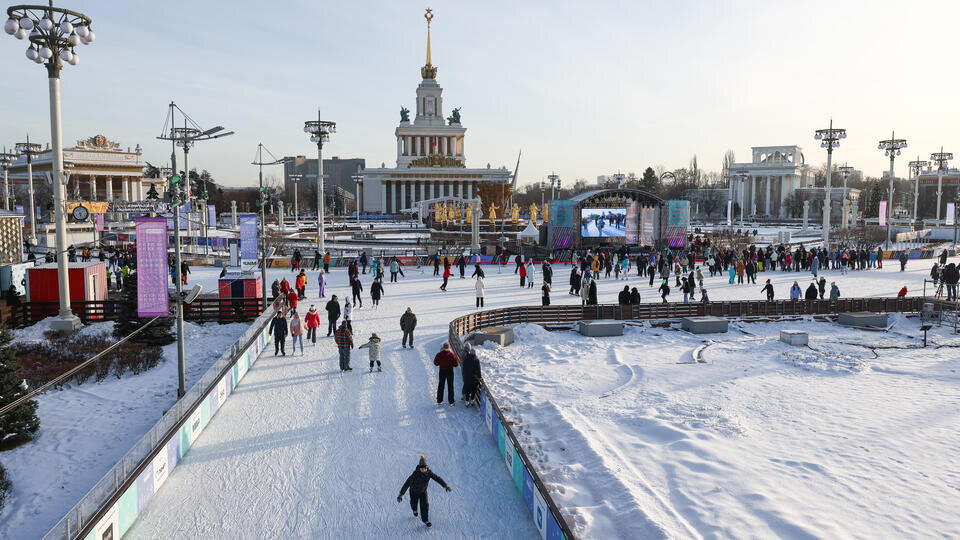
2 0 959 188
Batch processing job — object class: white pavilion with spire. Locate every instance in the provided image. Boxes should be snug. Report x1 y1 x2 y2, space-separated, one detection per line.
359 8 511 214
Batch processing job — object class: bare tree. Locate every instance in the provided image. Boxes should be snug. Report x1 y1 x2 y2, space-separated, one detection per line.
700 189 725 217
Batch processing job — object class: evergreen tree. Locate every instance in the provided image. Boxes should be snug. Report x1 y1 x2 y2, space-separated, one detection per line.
113 272 175 346
866 183 883 218
0 330 39 444
146 184 160 200
640 167 659 193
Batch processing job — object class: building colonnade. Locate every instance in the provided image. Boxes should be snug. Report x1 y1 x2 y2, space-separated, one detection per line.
397 135 463 157
734 173 802 218
382 178 480 212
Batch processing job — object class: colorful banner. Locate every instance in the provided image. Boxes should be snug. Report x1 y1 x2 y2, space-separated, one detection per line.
625 201 639 245
239 216 258 270
879 200 887 227
135 217 169 318
640 206 656 246
95 213 105 232
667 200 690 228
551 200 574 228
67 201 110 214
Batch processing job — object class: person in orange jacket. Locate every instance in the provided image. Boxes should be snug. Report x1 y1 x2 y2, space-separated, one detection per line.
323 251 331 272
295 270 307 299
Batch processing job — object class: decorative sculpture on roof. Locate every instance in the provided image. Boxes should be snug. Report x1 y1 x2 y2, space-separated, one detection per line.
408 154 464 168
447 107 461 125
464 202 472 224
75 135 121 151
400 107 410 123
529 203 539 224
511 203 520 224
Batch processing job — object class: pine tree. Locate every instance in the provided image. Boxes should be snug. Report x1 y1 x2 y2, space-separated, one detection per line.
640 167 660 193
0 330 39 444
146 184 160 201
113 272 175 346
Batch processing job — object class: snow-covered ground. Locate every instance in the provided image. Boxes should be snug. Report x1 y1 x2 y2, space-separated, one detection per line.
8 252 951 538
478 316 960 538
0 318 248 539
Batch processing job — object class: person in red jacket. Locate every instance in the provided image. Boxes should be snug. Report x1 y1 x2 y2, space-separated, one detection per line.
897 286 907 297
433 342 459 405
519 262 527 288
440 264 451 291
286 289 298 309
304 305 321 344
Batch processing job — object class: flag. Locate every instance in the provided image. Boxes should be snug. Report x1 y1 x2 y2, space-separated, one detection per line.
879 200 887 227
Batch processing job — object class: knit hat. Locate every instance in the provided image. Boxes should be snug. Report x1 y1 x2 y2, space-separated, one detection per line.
418 455 427 468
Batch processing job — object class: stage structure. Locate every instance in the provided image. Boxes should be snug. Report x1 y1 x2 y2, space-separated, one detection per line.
548 189 669 249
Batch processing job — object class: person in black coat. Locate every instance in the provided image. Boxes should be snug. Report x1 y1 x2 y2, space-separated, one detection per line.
569 267 581 295
351 277 364 308
325 295 341 336
470 263 485 279
457 255 466 278
629 287 641 304
804 282 819 300
541 261 553 286
617 285 631 304
587 279 598 305
460 343 481 404
370 278 384 307
398 455 451 528
268 311 288 356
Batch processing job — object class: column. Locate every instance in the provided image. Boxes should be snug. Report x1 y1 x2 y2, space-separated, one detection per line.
381 180 388 213
466 182 472 199
88 176 96 200
440 137 446 156
397 137 403 157
448 137 454 156
429 181 435 199
400 180 407 211
750 176 757 215
765 176 771 215
780 176 788 217
137 179 143 200
122 177 129 201
106 177 114 201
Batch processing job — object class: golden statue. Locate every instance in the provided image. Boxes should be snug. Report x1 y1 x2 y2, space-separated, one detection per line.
529 203 539 224
488 203 498 222
465 203 473 224
511 203 520 223
454 204 462 222
542 203 549 223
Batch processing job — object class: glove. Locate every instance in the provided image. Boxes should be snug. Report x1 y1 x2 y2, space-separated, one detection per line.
397 496 402 503
445 486 452 492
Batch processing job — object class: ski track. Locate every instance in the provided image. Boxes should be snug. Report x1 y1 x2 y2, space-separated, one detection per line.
126 268 538 539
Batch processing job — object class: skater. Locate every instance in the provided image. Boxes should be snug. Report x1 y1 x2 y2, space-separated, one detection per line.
943 262 959 301
525 259 535 288
343 298 353 333
440 263 451 291
317 270 326 298
569 266 581 296
311 249 321 270
400 307 417 348
334 320 354 371
351 277 364 308
519 261 527 288
286 288 298 310
514 253 523 274
390 257 403 282
289 308 305 355
433 342 459 405
325 295 341 336
580 276 590 305
700 288 710 303
457 255 466 279
371 278 384 307
295 270 307 299
818 276 827 300
542 260 553 286
461 343 481 404
829 281 841 300
658 279 670 303
541 281 551 306
618 285 631 305
433 254 441 276
804 282 818 300
587 277 598 305
397 455 452 529
323 251 331 273
271 278 281 300
359 332 382 371
761 279 774 301
790 281 802 301
897 286 908 297
475 276 485 308
268 310 288 356
305 305 320 344
471 263 485 279
899 251 908 272
629 287 641 304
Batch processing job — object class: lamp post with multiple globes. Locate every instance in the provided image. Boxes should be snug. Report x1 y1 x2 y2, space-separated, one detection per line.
908 157 929 222
814 120 847 247
303 113 336 251
877 131 907 247
837 165 855 229
5 0 96 331
0 147 16 210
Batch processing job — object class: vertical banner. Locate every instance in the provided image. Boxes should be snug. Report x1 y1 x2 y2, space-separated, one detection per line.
946 202 956 226
14 205 23 214
239 216 258 270
95 213 105 232
207 205 217 229
35 205 40 219
135 217 169 317
879 200 887 227
625 201 639 245
726 199 733 226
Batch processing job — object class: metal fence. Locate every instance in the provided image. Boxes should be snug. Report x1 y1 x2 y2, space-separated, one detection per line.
42 303 276 540
0 298 263 329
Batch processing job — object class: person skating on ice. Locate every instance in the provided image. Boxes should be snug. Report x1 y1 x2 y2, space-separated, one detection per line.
359 332 382 372
397 455 451 528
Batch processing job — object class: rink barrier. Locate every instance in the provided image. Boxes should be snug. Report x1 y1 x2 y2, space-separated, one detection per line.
43 304 277 540
447 296 923 540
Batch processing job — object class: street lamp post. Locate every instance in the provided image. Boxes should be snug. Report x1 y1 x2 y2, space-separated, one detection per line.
351 173 363 226
837 165 855 229
931 147 952 223
735 172 749 227
303 112 335 252
814 119 847 248
0 148 15 210
157 102 232 397
288 173 302 229
251 144 290 310
5 1 97 331
547 173 559 200
14 136 41 245
878 131 907 247
908 157 928 223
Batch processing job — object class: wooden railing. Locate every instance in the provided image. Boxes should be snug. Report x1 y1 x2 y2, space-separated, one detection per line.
0 298 263 329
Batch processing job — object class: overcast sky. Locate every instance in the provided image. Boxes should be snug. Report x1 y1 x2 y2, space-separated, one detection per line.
1 0 958 188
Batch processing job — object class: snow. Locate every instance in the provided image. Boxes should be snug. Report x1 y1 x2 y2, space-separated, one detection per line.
0 319 248 539
5 252 953 538
477 315 960 538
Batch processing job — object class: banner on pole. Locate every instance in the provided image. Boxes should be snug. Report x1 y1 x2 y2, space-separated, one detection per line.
207 205 216 228
135 217 169 318
726 199 732 226
947 202 956 226
239 216 257 270
879 200 887 227
95 213 104 231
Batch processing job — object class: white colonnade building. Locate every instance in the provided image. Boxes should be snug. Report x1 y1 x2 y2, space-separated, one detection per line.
729 145 811 218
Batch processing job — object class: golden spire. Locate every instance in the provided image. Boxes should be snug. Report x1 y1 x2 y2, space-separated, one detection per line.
421 8 437 79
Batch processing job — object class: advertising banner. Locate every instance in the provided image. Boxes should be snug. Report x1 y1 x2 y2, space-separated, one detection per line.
641 207 656 246
551 200 574 228
625 201 639 245
135 217 169 318
947 202 956 226
207 205 217 228
95 213 104 232
239 216 258 270
667 200 690 228
879 200 887 227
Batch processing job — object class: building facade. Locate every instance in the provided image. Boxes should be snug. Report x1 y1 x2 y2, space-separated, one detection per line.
359 10 511 214
283 156 364 215
729 145 811 218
